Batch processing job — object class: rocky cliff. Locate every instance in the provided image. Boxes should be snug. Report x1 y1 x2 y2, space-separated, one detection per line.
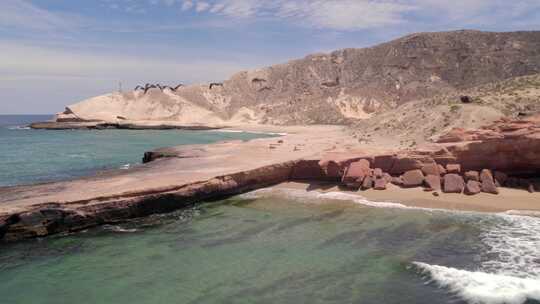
54 30 540 126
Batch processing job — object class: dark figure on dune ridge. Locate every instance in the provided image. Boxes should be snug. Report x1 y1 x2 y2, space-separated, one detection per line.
209 82 223 90
133 83 185 94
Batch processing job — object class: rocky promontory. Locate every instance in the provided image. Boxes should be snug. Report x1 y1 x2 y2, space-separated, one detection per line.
1 116 540 242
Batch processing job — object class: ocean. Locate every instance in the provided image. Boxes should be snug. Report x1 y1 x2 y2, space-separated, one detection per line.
0 115 539 304
0 115 274 187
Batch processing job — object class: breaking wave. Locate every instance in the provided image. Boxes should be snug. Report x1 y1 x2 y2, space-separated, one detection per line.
413 262 540 304
414 213 540 304
240 188 447 212
240 187 540 304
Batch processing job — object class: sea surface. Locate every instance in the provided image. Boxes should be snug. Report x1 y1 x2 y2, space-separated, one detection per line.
1 115 539 304
0 115 274 187
0 190 538 304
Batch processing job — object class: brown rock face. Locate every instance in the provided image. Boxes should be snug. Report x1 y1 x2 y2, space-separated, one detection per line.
446 164 461 174
464 171 480 182
402 170 425 187
374 178 388 190
362 176 374 190
435 115 540 175
425 175 441 191
342 159 371 188
391 176 403 186
480 169 499 194
443 174 465 193
438 164 447 175
54 30 540 126
465 180 482 195
494 171 508 187
421 163 440 176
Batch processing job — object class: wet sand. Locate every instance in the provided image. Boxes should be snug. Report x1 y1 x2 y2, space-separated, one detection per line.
271 182 540 214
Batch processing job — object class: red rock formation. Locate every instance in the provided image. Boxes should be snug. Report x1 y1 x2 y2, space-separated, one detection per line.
446 164 461 174
465 180 481 195
480 169 499 194
425 175 441 191
443 174 465 193
434 114 540 175
402 170 425 187
464 171 480 182
342 159 371 188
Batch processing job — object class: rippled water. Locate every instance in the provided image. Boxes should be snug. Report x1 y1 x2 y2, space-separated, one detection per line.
1 191 538 304
0 115 274 186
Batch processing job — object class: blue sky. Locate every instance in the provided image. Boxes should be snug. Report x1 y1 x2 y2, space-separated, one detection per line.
1 0 540 114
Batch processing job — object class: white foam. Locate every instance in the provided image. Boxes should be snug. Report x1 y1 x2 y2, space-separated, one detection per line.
240 188 445 213
7 125 30 130
121 163 131 170
414 213 540 304
481 214 540 278
240 187 540 304
103 225 138 233
413 262 540 304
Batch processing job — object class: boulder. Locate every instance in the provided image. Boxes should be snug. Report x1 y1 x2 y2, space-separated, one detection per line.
480 169 499 194
424 174 441 191
373 168 384 178
383 173 392 183
342 159 371 188
438 164 447 175
361 176 374 190
443 174 465 193
322 160 341 179
464 171 479 182
374 177 388 190
494 171 508 187
446 164 461 174
465 180 481 195
421 163 440 176
402 170 425 187
528 183 536 193
391 176 403 186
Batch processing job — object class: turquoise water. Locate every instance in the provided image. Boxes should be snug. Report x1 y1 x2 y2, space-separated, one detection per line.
1 116 539 304
0 115 274 187
0 191 538 304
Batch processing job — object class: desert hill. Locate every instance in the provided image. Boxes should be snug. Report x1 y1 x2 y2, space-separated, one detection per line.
55 30 540 127
352 73 540 148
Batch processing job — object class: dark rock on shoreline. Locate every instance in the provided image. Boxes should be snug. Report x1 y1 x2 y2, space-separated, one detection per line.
29 121 224 131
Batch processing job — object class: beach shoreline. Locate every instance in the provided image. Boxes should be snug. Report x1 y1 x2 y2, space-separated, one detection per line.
268 181 540 215
1 122 539 242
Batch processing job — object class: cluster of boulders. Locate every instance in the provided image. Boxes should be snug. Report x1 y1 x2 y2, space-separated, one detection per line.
341 159 536 195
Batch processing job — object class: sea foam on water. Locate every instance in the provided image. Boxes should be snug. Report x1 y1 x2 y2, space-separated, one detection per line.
242 187 540 304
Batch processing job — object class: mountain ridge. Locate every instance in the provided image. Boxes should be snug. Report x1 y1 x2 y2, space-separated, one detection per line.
55 29 540 127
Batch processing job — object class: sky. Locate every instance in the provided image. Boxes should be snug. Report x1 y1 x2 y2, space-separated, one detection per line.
1 0 539 114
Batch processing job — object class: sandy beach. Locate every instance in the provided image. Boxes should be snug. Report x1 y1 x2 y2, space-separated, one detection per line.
270 181 540 214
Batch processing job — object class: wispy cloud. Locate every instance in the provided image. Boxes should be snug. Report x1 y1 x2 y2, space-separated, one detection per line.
173 0 540 30
0 0 74 31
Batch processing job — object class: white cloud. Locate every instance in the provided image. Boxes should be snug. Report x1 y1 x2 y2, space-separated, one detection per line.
195 1 211 12
0 0 73 31
181 0 194 11
274 0 413 30
179 0 413 30
175 0 540 30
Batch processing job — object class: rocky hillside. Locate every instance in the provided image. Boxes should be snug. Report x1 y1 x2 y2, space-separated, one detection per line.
57 30 540 125
352 73 540 148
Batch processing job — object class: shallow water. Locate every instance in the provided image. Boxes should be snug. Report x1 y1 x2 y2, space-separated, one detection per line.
1 191 538 304
0 115 274 186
